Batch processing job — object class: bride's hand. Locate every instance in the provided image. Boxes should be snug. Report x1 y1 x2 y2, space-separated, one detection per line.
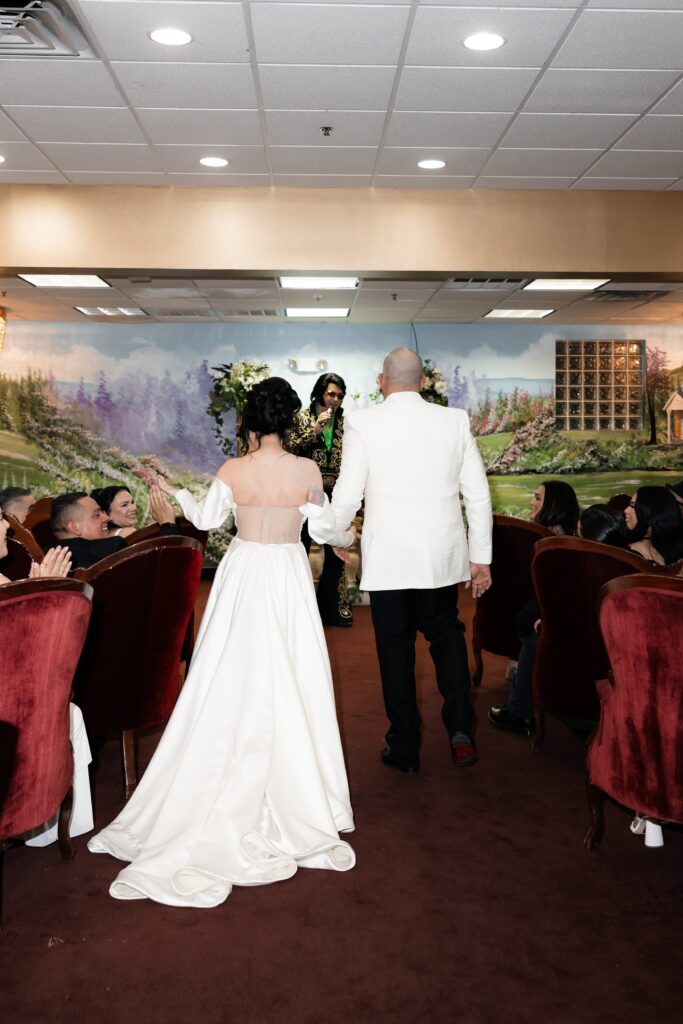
154 475 176 497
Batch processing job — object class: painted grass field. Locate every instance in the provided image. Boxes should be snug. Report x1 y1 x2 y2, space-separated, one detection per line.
0 430 53 491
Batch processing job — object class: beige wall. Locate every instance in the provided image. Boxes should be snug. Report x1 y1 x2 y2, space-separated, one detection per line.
3 184 683 275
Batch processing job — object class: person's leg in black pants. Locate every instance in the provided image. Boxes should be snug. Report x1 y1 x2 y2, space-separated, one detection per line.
369 590 421 765
416 585 473 741
317 542 353 627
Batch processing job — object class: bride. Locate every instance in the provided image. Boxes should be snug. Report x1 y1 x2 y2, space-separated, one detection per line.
88 377 357 908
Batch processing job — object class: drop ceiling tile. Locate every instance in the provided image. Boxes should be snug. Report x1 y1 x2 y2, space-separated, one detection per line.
270 146 375 174
503 113 636 150
374 175 474 188
651 80 683 115
395 68 540 113
166 173 271 186
572 176 676 190
406 7 574 68
433 1 580 6
0 141 58 171
616 115 683 151
587 1 683 8
272 174 372 186
484 148 601 176
377 148 488 175
0 111 28 142
362 280 442 291
474 177 576 189
155 145 268 173
112 62 258 110
79 1 250 63
0 60 124 106
40 143 162 172
384 112 512 148
0 168 65 183
587 150 683 178
136 109 264 145
5 106 146 144
265 111 386 147
65 171 170 185
553 10 683 70
259 66 396 111
192 280 278 296
525 70 678 114
251 4 410 65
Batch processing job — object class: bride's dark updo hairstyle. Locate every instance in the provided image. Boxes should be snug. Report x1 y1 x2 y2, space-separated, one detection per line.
239 377 302 450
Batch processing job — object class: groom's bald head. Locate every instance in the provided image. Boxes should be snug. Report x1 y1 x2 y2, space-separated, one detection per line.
380 347 424 395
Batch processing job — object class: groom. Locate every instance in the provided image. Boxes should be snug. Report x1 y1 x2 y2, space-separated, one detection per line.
329 348 492 772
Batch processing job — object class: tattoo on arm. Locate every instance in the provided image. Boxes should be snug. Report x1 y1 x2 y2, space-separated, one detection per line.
308 486 325 507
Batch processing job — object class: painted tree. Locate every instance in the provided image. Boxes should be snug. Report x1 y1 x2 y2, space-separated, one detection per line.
645 346 671 444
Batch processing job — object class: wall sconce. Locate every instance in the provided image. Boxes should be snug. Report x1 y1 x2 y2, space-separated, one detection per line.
288 357 328 373
0 309 6 356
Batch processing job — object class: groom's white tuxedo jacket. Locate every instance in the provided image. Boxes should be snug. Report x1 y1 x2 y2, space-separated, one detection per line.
328 391 492 591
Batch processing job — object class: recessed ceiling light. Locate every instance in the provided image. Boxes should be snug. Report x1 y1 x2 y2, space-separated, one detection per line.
285 308 350 318
485 309 554 319
524 279 611 292
279 277 359 290
463 32 505 51
149 28 192 46
19 274 110 288
0 155 6 164
76 307 145 317
418 159 446 170
200 156 229 168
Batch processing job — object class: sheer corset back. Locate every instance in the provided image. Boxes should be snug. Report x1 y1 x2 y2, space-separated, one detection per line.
234 505 304 545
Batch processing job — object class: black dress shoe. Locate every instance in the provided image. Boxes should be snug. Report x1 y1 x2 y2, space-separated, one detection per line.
381 747 419 774
488 706 536 736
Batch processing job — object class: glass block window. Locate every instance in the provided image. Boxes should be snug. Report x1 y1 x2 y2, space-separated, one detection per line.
555 340 644 431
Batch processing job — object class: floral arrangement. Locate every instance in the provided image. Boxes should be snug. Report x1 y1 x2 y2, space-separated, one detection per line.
208 361 270 456
420 359 449 406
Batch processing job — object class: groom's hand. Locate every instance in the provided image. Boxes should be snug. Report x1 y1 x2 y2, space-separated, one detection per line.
467 563 492 599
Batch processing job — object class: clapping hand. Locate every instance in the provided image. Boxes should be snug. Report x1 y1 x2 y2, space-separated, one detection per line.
29 545 73 579
149 484 176 525
467 562 492 599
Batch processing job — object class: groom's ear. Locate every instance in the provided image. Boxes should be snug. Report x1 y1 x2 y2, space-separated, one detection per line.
377 372 385 393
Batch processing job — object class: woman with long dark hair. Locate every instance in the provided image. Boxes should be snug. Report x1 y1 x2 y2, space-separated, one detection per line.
91 485 138 537
625 486 683 566
89 377 356 908
296 371 354 627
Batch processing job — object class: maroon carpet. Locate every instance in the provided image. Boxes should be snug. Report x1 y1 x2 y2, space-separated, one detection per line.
3 595 682 1023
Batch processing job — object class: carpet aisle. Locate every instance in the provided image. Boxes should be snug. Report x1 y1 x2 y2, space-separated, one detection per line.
3 593 682 1023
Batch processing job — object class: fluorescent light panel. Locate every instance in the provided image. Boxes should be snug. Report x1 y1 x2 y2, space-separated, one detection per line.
76 307 145 316
524 278 610 292
279 277 359 290
285 308 350 318
19 274 110 288
485 309 554 319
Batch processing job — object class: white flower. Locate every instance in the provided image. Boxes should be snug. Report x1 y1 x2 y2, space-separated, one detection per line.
435 380 448 395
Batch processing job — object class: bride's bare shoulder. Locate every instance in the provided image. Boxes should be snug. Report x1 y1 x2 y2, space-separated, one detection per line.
215 458 239 484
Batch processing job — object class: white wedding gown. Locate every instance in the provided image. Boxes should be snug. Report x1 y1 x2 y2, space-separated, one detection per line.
88 477 355 908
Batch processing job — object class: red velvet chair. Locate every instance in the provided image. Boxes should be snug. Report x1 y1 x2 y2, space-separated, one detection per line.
23 497 56 552
73 536 203 798
1 515 44 581
471 515 552 685
531 537 658 749
585 574 683 852
0 578 93 930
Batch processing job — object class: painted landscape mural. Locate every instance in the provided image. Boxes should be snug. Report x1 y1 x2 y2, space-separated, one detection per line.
1 320 682 566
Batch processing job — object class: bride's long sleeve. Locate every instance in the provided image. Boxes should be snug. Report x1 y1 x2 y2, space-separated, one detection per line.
175 478 235 530
301 494 355 548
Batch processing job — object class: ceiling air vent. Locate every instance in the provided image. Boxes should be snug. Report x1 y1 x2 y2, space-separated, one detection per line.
220 310 279 317
150 310 218 319
445 278 525 292
585 291 664 303
0 2 94 57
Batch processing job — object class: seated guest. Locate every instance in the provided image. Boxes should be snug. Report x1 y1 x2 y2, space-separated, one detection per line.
489 479 580 736
624 486 683 567
50 486 177 569
578 504 629 548
605 493 632 514
91 485 138 538
0 486 36 525
0 507 72 584
666 480 683 517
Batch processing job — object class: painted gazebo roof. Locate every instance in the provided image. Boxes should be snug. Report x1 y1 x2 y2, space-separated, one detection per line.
663 392 683 412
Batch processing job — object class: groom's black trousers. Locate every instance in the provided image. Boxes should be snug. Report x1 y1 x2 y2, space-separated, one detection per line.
369 584 473 763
